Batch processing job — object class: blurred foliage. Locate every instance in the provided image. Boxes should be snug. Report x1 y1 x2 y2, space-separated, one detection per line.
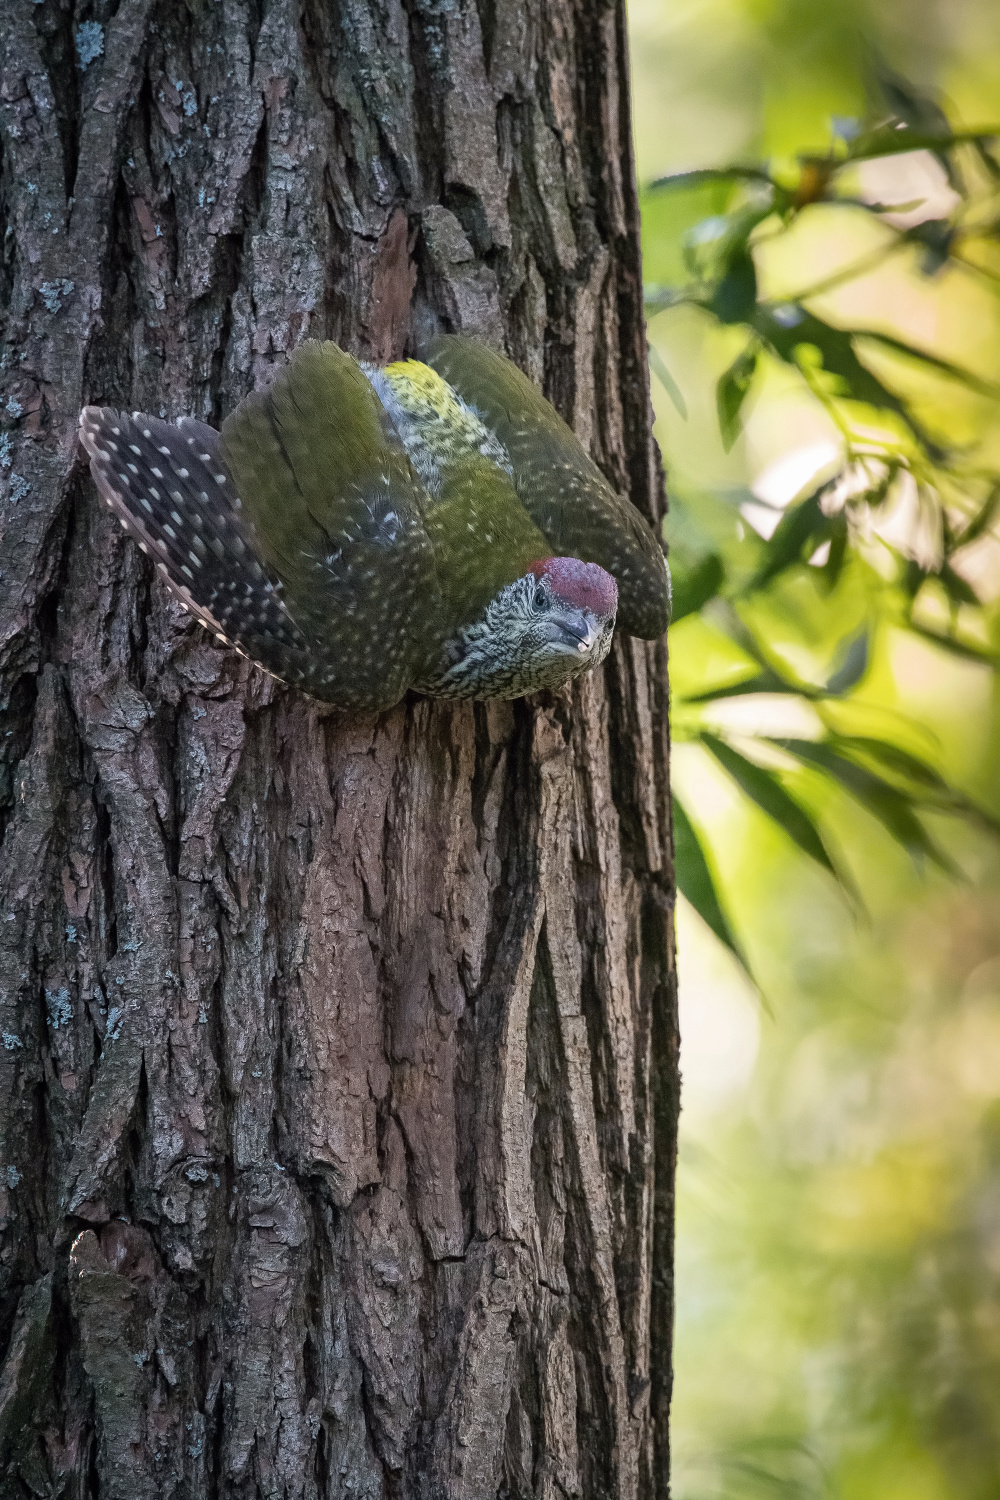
667 810 1000 1500
632 3 1000 1497
644 77 1000 975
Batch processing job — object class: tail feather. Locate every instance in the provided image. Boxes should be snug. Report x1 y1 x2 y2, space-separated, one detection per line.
79 407 313 680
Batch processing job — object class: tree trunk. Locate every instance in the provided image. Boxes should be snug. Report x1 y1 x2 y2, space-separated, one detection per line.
0 0 678 1495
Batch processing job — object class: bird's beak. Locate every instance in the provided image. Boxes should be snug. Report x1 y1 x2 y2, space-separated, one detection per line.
549 610 599 653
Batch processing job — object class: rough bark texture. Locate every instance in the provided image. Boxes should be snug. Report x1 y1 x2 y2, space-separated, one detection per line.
0 0 679 1495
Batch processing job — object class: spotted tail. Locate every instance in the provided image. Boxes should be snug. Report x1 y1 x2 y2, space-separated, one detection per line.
78 406 318 687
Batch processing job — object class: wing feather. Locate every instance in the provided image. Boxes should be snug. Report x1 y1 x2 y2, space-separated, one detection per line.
80 342 441 708
221 343 440 701
79 408 319 686
424 336 671 639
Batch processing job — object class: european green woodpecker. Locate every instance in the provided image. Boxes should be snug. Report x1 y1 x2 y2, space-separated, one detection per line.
79 337 670 708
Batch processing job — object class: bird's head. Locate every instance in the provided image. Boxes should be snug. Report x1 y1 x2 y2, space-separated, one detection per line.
425 555 619 699
523 556 619 660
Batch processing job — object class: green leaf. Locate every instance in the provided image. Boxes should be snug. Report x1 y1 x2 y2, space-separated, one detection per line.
773 739 962 874
973 138 1000 182
642 176 737 287
938 562 980 608
837 196 927 216
682 673 796 704
829 734 1000 835
824 630 869 694
697 601 866 703
956 481 1000 548
856 329 1000 400
844 126 996 164
821 510 849 591
752 309 942 456
647 166 774 193
874 68 953 137
699 734 852 896
710 249 758 325
828 736 953 796
907 623 1000 666
701 598 773 671
901 559 928 599
685 634 867 704
673 795 750 971
906 219 956 275
669 552 725 623
649 344 688 418
701 599 817 693
716 345 759 449
870 69 964 190
644 285 690 314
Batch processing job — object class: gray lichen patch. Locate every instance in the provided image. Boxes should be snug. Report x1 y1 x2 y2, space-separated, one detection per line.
74 21 104 69
38 279 74 314
45 987 73 1030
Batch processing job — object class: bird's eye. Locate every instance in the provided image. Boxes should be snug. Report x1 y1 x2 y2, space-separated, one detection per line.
533 587 546 610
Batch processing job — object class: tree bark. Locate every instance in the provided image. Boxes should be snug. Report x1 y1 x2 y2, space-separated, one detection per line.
0 0 678 1495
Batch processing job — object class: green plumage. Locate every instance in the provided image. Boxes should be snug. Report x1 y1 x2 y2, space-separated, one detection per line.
220 342 437 707
364 356 552 634
423 456 549 631
80 337 670 709
424 337 671 639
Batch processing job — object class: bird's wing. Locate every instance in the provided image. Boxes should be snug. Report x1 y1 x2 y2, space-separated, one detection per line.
368 358 553 632
80 343 439 709
220 342 440 705
79 407 324 690
424 336 671 639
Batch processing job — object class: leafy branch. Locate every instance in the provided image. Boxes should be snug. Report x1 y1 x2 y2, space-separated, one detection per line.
647 75 1000 983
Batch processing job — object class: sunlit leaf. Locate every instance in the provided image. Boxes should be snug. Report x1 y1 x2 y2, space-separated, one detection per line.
673 795 751 972
698 600 834 698
839 197 928 215
828 736 953 794
670 552 725 622
702 599 774 672
821 511 849 591
973 138 1000 181
829 735 1000 835
938 562 980 607
683 672 795 704
907 218 956 275
720 1439 831 1500
843 125 996 163
644 285 690 314
907 623 1000 666
649 343 688 417
753 309 936 450
699 734 857 902
773 739 962 874
955 481 1000 548
691 603 870 704
875 67 953 138
686 201 775 292
857 329 1000 400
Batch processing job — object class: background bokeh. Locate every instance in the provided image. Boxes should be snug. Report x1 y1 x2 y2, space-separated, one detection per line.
628 4 1000 1495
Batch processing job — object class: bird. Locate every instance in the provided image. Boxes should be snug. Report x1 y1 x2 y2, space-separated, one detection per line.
78 336 670 710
